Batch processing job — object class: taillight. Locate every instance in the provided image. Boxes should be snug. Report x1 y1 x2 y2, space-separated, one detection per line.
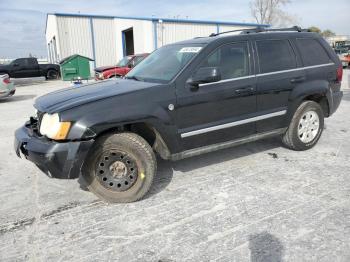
3 78 10 84
336 65 343 83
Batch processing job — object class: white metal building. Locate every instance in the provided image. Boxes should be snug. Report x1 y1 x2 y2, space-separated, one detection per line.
46 13 267 67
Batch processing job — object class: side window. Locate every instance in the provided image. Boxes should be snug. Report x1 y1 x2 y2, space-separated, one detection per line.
13 58 25 66
198 42 249 80
296 38 331 66
256 39 297 73
27 58 37 66
133 56 145 66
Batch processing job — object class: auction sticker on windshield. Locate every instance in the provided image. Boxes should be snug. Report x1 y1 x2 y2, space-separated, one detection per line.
179 47 202 53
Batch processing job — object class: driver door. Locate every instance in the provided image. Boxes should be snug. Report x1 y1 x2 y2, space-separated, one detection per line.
11 59 27 77
175 41 257 150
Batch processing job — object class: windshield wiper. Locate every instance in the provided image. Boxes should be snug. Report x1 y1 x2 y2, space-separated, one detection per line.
125 76 142 81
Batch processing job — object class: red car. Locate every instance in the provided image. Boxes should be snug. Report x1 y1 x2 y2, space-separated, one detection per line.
95 53 148 80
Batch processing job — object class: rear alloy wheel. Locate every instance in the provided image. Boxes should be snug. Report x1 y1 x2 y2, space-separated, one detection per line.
282 101 324 151
297 110 320 143
82 132 156 203
46 69 59 80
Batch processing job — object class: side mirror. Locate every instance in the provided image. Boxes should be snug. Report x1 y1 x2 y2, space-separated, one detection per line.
187 67 221 87
13 63 19 67
128 64 133 68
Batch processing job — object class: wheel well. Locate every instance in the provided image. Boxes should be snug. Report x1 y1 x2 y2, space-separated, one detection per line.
92 123 171 159
47 68 60 75
109 74 121 78
99 123 156 147
303 94 329 117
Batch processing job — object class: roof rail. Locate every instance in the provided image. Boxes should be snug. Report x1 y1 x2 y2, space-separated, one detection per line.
209 26 309 37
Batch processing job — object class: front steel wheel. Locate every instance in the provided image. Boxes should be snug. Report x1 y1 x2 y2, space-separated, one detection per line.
82 132 156 203
95 150 138 192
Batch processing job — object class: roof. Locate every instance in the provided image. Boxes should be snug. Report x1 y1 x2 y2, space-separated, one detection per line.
172 31 316 46
47 12 269 28
59 54 94 65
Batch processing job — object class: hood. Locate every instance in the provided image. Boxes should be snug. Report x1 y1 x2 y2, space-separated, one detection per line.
34 79 159 114
95 66 120 72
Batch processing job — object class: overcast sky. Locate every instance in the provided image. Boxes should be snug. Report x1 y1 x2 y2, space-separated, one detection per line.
0 0 349 58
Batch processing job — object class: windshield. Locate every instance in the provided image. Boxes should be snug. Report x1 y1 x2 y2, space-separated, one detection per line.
117 56 132 67
126 44 204 83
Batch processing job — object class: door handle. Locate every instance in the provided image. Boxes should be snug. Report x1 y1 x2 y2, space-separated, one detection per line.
235 86 254 94
290 76 305 83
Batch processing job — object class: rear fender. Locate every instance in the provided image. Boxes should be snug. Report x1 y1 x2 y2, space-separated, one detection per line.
286 80 329 123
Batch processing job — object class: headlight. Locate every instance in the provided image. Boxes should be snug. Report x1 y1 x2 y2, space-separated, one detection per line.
39 113 71 140
99 73 104 79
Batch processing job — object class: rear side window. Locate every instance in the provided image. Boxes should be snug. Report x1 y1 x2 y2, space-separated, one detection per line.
296 38 331 66
256 39 297 73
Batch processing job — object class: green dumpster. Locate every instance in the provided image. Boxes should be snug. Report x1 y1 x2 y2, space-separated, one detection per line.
59 54 94 81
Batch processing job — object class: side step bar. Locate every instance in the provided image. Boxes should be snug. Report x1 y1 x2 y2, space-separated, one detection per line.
170 128 286 161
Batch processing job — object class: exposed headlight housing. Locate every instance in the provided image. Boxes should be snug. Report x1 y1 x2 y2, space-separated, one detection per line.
39 113 71 140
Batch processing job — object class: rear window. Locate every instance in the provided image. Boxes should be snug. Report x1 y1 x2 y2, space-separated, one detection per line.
296 38 332 66
256 39 297 73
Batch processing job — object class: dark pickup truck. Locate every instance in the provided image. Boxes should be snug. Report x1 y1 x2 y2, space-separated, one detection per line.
0 58 60 79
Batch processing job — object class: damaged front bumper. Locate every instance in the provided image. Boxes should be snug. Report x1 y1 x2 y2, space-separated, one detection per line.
14 121 94 179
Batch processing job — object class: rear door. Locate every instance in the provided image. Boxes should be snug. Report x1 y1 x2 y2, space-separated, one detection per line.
254 37 304 132
175 41 257 150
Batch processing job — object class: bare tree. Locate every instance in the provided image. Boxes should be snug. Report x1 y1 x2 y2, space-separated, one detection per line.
250 0 296 26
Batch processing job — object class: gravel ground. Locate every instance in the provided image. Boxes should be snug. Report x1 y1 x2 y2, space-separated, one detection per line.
0 71 349 261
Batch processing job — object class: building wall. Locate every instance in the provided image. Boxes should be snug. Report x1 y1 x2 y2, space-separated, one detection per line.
157 22 217 47
46 15 60 63
46 14 265 69
92 18 117 67
115 19 154 61
56 16 94 61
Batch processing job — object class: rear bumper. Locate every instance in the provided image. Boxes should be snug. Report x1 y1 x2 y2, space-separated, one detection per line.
14 124 93 179
0 88 15 98
329 90 343 116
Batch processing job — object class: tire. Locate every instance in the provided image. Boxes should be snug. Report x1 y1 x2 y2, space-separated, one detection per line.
282 101 324 151
82 132 156 203
46 69 59 80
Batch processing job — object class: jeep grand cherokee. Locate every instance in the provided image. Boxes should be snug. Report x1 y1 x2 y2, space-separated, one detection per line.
14 27 343 203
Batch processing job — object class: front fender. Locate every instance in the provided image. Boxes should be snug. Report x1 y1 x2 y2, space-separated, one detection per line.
60 84 179 152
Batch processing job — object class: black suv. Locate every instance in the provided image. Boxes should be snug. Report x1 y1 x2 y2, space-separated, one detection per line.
14 27 343 203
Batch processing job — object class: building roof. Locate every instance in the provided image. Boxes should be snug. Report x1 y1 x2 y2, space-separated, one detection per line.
59 54 94 65
47 12 269 28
